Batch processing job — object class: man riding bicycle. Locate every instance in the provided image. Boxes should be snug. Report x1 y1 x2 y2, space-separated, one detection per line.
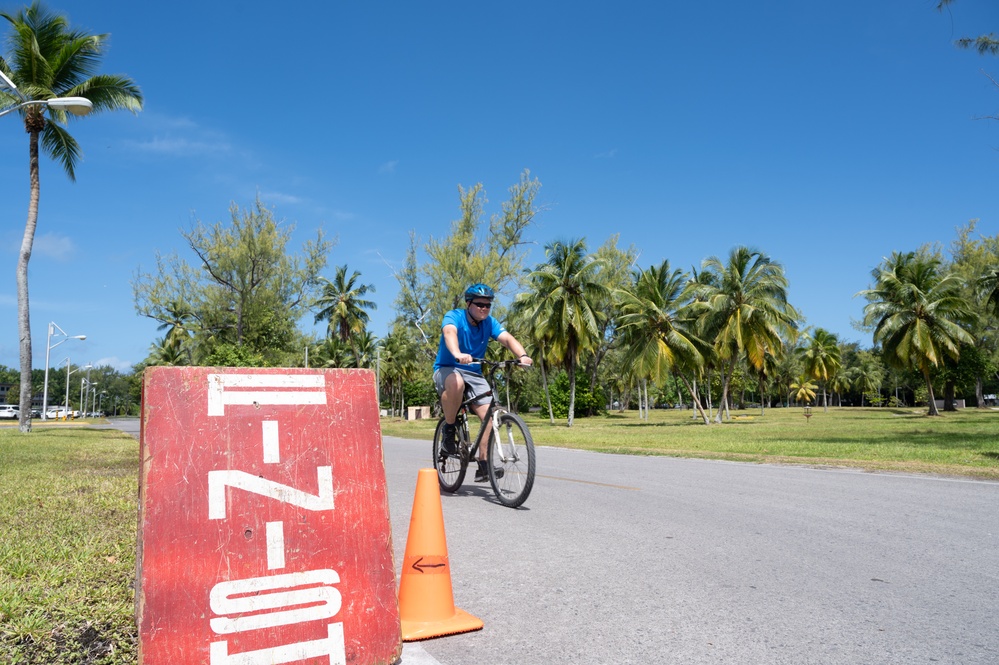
433 283 533 482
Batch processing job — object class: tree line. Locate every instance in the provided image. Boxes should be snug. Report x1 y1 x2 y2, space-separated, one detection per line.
130 173 999 427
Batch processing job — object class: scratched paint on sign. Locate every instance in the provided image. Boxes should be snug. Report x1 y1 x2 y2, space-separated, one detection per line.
137 367 401 664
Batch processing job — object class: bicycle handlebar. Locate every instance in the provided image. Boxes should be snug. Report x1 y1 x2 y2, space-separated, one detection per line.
470 357 532 368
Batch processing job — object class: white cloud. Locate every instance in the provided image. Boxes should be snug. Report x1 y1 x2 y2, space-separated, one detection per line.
379 160 399 174
595 148 618 159
259 190 304 206
33 232 75 261
125 136 232 156
94 356 135 372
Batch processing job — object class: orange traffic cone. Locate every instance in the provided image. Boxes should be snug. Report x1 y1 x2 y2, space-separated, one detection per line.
398 468 483 641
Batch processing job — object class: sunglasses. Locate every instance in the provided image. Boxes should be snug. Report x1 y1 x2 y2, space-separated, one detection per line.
470 301 492 309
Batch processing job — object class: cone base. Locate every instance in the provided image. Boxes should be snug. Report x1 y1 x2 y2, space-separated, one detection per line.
400 606 484 642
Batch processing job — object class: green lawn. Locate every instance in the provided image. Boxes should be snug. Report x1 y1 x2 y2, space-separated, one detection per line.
0 427 138 664
2 407 997 663
380 405 999 480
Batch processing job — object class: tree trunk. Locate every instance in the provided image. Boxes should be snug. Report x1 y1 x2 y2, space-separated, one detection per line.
758 375 766 416
541 355 554 424
976 376 985 409
714 358 736 424
567 359 576 427
943 379 956 412
17 131 42 433
678 374 710 425
924 369 939 416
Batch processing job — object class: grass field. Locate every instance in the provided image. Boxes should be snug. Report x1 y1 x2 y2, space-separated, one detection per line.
1 407 997 663
380 406 999 480
0 427 138 664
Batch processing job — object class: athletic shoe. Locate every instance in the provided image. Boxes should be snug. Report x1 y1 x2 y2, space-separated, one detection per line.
474 460 503 482
441 423 457 455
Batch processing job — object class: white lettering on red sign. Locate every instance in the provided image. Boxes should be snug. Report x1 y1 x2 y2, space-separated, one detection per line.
262 420 280 463
205 372 346 664
210 569 343 634
207 374 327 416
210 622 345 665
266 521 285 570
207 467 334 519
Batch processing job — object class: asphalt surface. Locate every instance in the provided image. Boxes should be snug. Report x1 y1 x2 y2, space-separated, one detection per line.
381 435 999 665
110 418 999 664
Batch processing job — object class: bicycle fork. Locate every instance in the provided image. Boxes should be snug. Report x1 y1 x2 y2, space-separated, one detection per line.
489 410 519 464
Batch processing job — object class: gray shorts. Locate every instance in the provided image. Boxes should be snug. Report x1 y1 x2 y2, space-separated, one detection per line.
433 367 493 406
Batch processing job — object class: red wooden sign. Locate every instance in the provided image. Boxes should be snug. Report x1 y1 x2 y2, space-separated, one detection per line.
136 367 401 664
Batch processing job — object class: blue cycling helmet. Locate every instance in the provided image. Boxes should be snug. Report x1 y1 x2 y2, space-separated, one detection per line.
464 283 495 302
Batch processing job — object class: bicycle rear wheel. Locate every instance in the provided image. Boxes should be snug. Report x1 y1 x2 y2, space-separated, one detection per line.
488 411 535 508
433 417 467 492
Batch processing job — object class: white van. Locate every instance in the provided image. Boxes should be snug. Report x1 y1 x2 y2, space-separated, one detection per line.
0 405 19 420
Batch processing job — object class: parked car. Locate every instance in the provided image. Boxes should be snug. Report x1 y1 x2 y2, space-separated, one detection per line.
46 407 70 419
0 405 20 420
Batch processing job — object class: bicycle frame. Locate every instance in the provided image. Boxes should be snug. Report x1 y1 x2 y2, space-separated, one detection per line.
455 360 522 462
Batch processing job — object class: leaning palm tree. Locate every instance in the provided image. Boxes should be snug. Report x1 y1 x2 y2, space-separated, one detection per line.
616 261 711 424
1 2 142 432
693 247 799 423
859 251 974 416
313 264 376 353
519 239 608 427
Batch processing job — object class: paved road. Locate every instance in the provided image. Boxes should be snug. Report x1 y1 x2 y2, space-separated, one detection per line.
382 435 999 665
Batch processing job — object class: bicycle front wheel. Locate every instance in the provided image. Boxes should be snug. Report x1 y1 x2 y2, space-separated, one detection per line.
488 411 536 508
433 417 467 492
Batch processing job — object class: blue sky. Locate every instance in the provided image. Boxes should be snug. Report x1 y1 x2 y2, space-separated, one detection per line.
1 1 996 372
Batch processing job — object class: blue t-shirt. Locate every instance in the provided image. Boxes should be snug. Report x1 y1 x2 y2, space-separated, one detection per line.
433 308 506 373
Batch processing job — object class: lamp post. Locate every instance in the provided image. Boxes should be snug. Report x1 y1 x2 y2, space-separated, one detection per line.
42 322 86 419
0 71 93 118
63 360 91 419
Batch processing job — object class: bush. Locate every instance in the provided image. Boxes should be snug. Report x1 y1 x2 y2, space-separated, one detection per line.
549 372 606 419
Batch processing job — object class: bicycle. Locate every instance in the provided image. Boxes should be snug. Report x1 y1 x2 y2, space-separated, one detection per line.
432 358 536 508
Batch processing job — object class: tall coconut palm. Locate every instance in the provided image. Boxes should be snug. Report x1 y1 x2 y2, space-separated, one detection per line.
693 247 798 423
798 328 842 412
1 2 142 432
859 251 974 416
616 260 711 424
313 265 376 354
519 239 607 427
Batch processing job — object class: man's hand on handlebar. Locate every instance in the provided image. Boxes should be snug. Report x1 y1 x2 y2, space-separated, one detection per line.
518 355 534 367
455 353 474 364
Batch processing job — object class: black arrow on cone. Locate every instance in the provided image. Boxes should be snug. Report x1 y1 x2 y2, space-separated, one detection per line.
411 557 446 573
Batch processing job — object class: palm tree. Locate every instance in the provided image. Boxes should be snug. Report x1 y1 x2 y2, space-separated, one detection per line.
789 375 818 406
848 350 886 407
978 267 999 318
859 252 974 416
1 2 142 432
798 328 842 412
156 299 196 364
313 265 376 353
693 247 798 423
616 261 711 424
519 239 608 427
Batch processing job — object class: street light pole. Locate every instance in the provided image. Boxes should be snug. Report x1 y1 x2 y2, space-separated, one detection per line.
62 360 91 420
42 322 85 419
0 71 93 118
